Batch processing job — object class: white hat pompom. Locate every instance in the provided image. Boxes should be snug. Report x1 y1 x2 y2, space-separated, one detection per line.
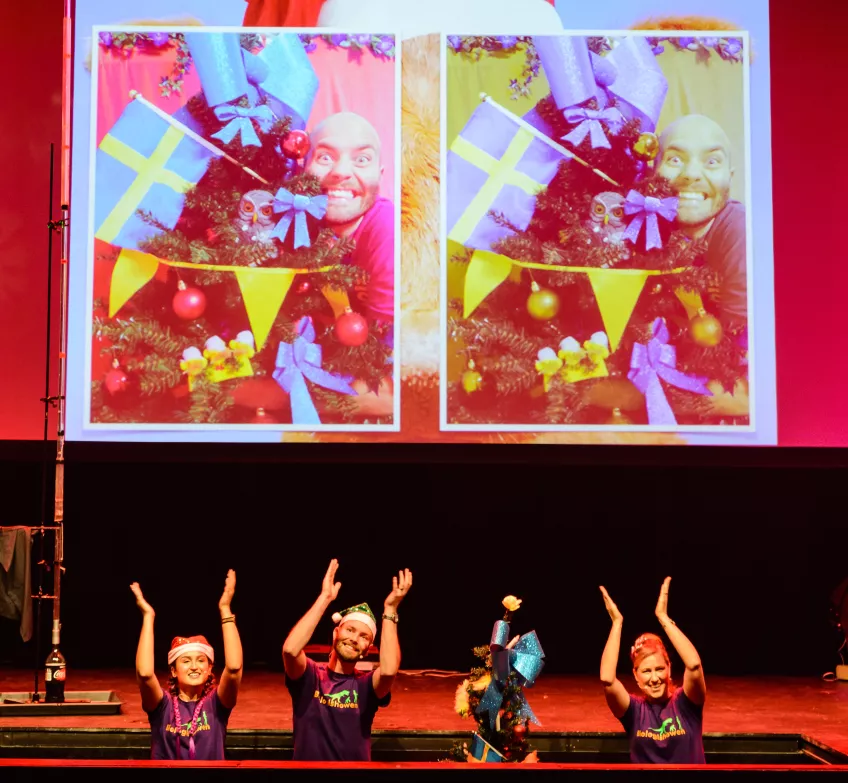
331 612 343 624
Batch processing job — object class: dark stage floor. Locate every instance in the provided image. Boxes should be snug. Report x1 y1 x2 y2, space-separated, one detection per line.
1 670 847 767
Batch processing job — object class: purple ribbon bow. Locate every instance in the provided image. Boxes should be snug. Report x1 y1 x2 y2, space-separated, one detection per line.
273 317 356 425
211 104 275 147
562 106 625 149
622 190 678 251
271 189 328 248
628 318 712 425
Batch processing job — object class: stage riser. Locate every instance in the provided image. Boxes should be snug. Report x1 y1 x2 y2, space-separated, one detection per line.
0 766 846 781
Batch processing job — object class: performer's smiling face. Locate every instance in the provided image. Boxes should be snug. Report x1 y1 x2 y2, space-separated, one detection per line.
657 114 734 235
307 113 383 229
333 619 373 661
170 652 211 691
633 652 670 702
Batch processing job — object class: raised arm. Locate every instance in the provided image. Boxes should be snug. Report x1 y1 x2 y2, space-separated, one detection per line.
599 586 630 719
216 569 243 709
655 577 705 705
130 582 163 712
282 559 341 680
373 569 412 700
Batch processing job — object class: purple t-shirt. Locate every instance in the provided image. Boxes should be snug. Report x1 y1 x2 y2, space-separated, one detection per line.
147 690 231 760
348 197 395 323
286 658 391 761
618 688 705 764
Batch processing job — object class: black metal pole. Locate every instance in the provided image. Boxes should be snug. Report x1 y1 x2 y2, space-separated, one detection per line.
33 143 58 702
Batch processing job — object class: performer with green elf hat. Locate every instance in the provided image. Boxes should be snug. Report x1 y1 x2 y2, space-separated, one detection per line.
282 559 413 760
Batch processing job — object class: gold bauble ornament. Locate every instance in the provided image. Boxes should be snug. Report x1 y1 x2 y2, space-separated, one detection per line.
608 407 633 425
526 282 560 321
690 308 723 347
461 359 482 393
633 132 660 161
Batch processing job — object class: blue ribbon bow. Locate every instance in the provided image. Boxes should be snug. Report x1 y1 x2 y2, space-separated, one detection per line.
622 190 678 251
475 619 545 729
272 317 357 425
628 318 712 425
271 189 328 248
211 104 276 148
562 106 625 149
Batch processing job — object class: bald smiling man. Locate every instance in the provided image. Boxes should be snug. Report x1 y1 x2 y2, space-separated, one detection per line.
307 112 394 324
656 114 747 326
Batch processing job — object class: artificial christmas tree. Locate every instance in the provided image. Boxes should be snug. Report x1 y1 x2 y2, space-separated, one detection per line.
450 596 544 763
446 34 748 429
91 31 395 426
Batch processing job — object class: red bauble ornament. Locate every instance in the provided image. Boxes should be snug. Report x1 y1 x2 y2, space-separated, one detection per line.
335 309 369 347
104 367 128 395
282 129 311 160
172 281 206 320
251 407 279 424
513 723 528 738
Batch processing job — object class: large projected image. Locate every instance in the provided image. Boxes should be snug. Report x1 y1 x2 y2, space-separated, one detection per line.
64 0 773 445
82 26 399 432
442 32 753 432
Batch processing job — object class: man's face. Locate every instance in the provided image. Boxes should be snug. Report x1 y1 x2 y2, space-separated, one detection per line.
307 116 382 226
657 117 733 231
333 620 373 662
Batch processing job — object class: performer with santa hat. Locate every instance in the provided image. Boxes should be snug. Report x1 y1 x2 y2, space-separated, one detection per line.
130 570 243 760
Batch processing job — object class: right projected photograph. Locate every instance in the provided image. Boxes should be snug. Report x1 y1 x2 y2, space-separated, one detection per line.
442 32 755 432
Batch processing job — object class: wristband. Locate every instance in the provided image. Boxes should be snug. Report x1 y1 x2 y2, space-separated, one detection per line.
221 615 236 625
382 613 399 624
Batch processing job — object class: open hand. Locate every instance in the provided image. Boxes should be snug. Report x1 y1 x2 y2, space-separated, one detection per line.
655 576 671 620
384 568 412 611
219 569 236 613
321 559 342 602
599 586 623 624
130 582 154 617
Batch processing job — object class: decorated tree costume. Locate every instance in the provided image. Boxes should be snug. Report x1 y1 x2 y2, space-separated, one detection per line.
92 32 395 426
446 35 747 428
450 596 545 763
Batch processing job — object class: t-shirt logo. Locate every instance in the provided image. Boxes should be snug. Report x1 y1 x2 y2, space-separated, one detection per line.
166 710 211 736
637 716 685 741
315 688 359 710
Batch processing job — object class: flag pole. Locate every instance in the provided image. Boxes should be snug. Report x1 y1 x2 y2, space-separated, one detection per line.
479 93 620 188
128 91 270 186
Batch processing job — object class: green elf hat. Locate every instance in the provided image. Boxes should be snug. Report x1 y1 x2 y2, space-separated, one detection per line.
332 603 377 638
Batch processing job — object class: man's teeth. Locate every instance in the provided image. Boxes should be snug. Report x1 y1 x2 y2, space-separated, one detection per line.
678 191 706 201
328 189 355 199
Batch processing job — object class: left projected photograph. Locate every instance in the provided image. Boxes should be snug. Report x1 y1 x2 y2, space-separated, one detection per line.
82 29 400 431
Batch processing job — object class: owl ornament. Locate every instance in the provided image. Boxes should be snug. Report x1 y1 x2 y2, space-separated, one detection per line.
586 191 630 263
587 192 626 239
235 190 279 261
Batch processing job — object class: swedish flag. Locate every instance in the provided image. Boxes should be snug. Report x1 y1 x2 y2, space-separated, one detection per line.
94 99 215 250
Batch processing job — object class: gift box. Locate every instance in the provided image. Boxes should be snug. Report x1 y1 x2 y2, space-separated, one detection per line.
253 34 320 130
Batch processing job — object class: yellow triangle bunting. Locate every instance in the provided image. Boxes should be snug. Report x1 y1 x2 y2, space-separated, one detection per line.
586 269 650 353
463 250 515 319
109 249 161 317
234 268 296 352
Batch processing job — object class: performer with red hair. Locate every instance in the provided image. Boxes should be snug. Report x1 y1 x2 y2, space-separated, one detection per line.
130 571 243 760
599 578 706 764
